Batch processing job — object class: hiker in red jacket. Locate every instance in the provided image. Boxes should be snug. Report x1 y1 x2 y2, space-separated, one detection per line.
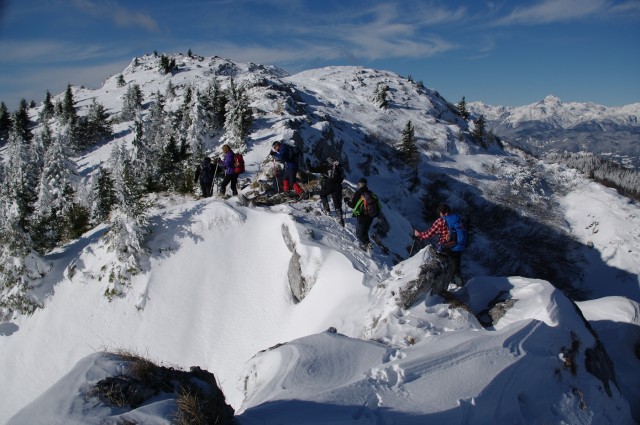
414 203 463 285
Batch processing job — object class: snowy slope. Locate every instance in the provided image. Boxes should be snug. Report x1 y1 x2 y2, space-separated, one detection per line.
5 196 638 424
1 54 639 424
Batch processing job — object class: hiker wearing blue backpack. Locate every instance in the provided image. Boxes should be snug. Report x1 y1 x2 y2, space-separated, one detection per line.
414 203 467 285
214 144 238 197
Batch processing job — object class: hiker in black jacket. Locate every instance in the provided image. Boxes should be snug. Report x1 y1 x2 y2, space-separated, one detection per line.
345 178 380 250
194 156 215 197
306 157 345 226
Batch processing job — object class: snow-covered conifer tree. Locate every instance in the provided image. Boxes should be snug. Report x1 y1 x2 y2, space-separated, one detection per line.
187 89 207 160
130 115 152 187
0 101 11 143
0 163 49 320
13 99 33 144
84 99 112 144
202 77 226 134
121 84 143 121
457 96 470 120
4 124 36 230
31 134 76 251
101 143 149 299
39 90 55 122
0 199 47 320
373 82 389 108
60 84 77 126
472 115 487 147
90 165 117 224
400 120 419 190
165 80 176 100
223 78 252 150
177 86 194 160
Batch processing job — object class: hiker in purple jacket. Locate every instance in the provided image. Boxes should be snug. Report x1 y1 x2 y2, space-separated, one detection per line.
215 144 238 197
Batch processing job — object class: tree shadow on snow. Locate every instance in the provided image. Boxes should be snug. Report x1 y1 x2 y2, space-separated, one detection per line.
420 172 639 303
143 200 215 261
237 399 442 425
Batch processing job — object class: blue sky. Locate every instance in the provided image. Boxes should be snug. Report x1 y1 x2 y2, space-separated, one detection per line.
0 0 639 111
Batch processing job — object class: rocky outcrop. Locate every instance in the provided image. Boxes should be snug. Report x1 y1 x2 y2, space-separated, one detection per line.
281 224 315 303
93 353 234 425
396 246 454 308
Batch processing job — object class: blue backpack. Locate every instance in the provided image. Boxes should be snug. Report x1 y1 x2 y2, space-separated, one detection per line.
442 214 469 252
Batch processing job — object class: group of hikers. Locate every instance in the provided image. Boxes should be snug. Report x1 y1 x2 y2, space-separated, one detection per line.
196 141 466 286
194 144 240 198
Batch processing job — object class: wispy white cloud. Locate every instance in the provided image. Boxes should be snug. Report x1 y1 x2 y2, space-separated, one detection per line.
0 58 130 108
265 2 462 62
608 0 640 16
0 40 131 65
72 0 160 32
492 0 610 26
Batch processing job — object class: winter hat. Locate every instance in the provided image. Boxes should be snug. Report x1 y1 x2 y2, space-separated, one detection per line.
358 177 367 185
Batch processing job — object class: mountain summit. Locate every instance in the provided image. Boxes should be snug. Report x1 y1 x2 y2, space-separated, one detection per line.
1 53 639 424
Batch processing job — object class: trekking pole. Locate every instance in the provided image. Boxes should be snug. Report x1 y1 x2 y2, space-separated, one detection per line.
409 234 417 257
272 157 280 192
213 162 219 194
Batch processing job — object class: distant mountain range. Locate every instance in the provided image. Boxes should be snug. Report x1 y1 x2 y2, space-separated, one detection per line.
468 95 640 169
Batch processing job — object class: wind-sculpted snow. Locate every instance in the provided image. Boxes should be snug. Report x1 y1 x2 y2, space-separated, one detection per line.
237 275 633 424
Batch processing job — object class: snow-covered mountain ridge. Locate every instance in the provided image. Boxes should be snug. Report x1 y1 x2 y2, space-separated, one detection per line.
468 95 640 168
470 95 640 129
1 53 639 424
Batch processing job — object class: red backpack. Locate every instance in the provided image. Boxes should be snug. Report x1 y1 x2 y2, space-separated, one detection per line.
234 153 245 174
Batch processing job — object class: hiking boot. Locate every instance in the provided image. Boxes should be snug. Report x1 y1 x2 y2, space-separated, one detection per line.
339 218 345 227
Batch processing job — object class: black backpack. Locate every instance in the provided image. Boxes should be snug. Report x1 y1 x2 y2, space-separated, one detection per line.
328 162 344 183
290 144 304 167
360 190 380 218
200 160 214 183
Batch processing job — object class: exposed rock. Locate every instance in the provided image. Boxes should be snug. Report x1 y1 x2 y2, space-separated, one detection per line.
396 246 454 308
288 250 309 303
281 224 313 303
476 290 514 327
93 355 234 425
